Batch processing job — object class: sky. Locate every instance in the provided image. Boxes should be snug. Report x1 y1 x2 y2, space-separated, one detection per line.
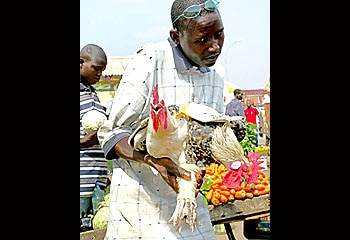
80 0 270 90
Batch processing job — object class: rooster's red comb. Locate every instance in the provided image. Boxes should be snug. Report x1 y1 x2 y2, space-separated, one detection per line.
152 84 159 104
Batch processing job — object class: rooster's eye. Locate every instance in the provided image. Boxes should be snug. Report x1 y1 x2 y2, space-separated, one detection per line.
230 160 242 170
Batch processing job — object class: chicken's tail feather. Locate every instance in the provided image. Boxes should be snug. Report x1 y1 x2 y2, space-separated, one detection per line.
210 123 247 168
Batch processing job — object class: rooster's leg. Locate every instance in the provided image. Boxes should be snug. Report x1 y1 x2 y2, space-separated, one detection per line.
169 163 202 232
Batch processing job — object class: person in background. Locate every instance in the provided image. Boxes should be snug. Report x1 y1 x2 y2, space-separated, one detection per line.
225 88 245 117
80 44 109 231
263 80 270 140
244 99 260 146
97 0 225 238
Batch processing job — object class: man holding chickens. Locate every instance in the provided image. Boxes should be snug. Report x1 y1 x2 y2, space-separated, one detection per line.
98 0 226 238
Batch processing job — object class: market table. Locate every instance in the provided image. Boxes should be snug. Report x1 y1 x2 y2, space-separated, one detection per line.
209 194 270 240
209 166 270 240
81 166 270 240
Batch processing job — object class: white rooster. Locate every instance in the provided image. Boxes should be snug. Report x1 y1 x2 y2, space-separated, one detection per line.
129 84 251 232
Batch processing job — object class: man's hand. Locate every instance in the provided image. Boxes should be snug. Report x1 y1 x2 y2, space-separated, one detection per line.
194 169 206 197
114 137 205 194
144 155 191 193
80 130 99 148
144 155 206 195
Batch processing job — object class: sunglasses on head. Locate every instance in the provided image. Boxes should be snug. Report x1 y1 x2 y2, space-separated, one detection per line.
172 0 220 25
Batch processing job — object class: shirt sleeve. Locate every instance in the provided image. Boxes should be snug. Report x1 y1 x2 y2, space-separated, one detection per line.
97 45 157 160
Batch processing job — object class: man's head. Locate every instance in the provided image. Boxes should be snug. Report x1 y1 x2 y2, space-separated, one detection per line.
246 99 253 107
234 89 243 100
80 44 107 85
170 0 224 68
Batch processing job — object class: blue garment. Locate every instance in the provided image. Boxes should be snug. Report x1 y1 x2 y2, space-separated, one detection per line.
225 98 245 117
80 83 108 200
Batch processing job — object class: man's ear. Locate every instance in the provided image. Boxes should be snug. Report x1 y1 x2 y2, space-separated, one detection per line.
170 29 180 45
80 58 84 68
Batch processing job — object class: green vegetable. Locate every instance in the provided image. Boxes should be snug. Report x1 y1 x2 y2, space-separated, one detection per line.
92 186 110 229
239 121 257 155
92 203 109 229
82 109 107 134
200 175 215 191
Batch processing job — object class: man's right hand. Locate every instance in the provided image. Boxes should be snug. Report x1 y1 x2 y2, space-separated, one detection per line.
114 137 199 194
143 154 191 193
80 130 99 148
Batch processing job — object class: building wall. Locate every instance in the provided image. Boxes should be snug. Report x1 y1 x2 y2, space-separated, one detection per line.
94 56 129 108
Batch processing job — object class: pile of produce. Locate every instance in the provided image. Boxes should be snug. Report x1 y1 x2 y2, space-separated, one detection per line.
92 185 110 229
254 145 269 155
200 154 270 206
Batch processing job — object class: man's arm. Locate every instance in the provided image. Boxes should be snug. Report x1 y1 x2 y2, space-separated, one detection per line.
113 137 191 193
80 130 99 148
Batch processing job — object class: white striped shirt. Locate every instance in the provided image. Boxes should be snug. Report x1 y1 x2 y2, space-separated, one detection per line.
98 38 225 239
80 83 108 197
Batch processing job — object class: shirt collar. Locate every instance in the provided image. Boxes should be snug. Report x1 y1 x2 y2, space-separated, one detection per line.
168 37 210 73
80 82 96 92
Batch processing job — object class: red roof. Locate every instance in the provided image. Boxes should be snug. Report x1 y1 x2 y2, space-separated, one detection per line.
243 89 267 96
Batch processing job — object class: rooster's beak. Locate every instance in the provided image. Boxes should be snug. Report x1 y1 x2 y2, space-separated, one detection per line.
176 112 190 121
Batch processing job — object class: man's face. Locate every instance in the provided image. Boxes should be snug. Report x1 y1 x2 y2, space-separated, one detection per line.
80 58 107 85
236 92 243 100
178 11 224 67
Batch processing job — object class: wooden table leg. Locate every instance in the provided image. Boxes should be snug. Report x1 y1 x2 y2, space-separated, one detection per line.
230 221 249 240
224 223 236 240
